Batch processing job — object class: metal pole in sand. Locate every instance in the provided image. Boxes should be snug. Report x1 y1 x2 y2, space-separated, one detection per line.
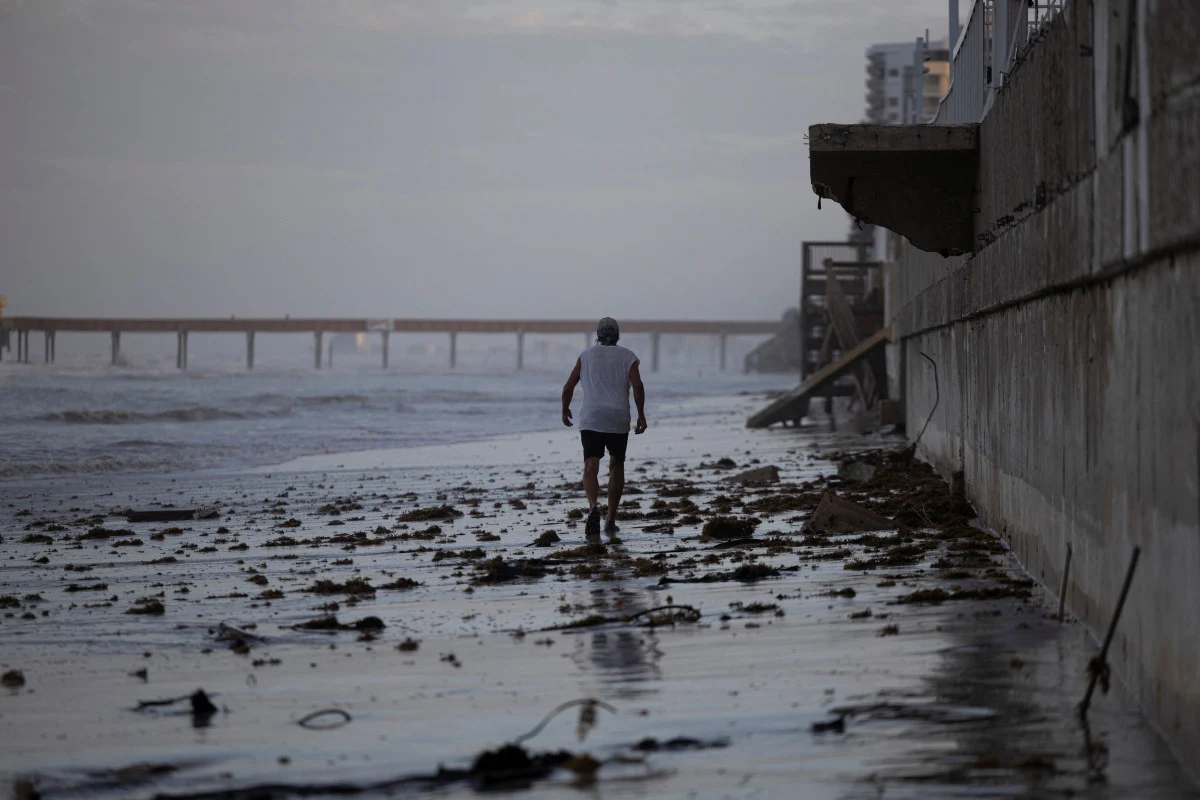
1079 546 1140 716
1058 542 1072 622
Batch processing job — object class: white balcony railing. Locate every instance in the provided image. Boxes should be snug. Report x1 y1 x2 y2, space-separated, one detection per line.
932 0 1065 125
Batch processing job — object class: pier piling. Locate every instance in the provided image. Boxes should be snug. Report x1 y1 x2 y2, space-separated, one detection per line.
381 331 389 369
449 331 457 369
651 331 661 372
176 331 189 370
246 331 255 370
516 331 524 370
314 332 323 369
110 331 121 366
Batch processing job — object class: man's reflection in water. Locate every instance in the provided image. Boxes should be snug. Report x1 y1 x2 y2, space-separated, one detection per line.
575 588 663 699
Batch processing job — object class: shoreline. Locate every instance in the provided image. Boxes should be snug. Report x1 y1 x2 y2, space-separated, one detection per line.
0 377 791 483
2 403 1196 799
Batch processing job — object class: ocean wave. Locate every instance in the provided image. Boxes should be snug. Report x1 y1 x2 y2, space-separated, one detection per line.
0 455 184 478
37 406 293 424
249 392 372 406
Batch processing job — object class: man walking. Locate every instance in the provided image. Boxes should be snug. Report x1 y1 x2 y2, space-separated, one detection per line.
562 317 647 536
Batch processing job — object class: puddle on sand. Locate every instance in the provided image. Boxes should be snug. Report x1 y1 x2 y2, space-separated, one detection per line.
2 407 1197 799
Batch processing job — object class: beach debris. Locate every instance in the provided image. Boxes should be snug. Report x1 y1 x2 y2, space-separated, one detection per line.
397 505 463 522
701 516 760 540
725 465 780 484
545 604 701 631
1 669 26 688
125 599 165 615
212 623 264 652
732 563 779 582
701 457 737 470
831 701 996 725
78 527 134 540
87 762 179 785
396 637 420 652
123 507 219 523
190 690 218 724
810 715 846 734
297 708 352 730
133 689 218 726
295 615 342 631
513 698 616 745
806 490 895 533
837 461 877 483
532 531 561 547
291 615 385 632
304 578 375 597
473 557 547 584
378 577 421 590
896 585 1032 604
632 736 728 752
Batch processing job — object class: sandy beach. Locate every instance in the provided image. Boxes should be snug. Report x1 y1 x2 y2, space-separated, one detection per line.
2 395 1196 799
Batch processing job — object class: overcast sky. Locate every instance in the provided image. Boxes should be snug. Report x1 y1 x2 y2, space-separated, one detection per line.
0 0 952 320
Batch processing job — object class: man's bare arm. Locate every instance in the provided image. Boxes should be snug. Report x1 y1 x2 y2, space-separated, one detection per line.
562 358 582 427
630 361 647 434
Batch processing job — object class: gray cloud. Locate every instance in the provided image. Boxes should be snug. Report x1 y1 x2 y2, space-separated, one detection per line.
0 0 951 319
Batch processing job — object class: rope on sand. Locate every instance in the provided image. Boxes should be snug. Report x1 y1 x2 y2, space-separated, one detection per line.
297 708 353 729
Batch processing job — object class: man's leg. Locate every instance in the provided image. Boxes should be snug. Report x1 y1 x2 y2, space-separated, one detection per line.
606 460 624 524
581 431 605 536
583 457 601 509
603 433 629 533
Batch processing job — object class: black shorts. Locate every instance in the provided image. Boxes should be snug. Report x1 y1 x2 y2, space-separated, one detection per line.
581 430 629 462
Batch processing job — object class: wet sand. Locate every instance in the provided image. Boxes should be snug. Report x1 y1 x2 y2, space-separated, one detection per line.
2 398 1197 799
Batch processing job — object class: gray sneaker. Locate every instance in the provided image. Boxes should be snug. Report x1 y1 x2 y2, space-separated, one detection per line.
604 519 620 535
585 507 602 537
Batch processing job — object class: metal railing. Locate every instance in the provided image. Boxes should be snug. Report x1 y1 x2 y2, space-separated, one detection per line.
932 0 1066 125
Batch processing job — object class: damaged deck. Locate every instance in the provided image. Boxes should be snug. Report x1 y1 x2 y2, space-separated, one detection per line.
746 324 893 428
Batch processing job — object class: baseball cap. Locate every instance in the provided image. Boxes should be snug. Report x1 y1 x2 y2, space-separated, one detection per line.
596 317 620 344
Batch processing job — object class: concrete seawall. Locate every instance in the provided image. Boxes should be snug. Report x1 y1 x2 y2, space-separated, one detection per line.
894 1 1200 778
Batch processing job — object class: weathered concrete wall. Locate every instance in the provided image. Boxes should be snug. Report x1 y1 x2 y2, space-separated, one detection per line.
893 0 1200 779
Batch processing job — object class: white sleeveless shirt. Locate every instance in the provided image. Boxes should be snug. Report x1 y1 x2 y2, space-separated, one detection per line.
578 344 640 433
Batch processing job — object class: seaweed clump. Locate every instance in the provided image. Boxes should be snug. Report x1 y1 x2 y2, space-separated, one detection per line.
473 557 548 585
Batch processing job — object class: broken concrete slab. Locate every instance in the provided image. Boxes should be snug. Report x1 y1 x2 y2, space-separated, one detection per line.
838 462 877 483
809 123 979 256
806 490 895 533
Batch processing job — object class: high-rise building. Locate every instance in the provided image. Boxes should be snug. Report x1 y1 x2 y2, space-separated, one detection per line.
865 39 950 125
